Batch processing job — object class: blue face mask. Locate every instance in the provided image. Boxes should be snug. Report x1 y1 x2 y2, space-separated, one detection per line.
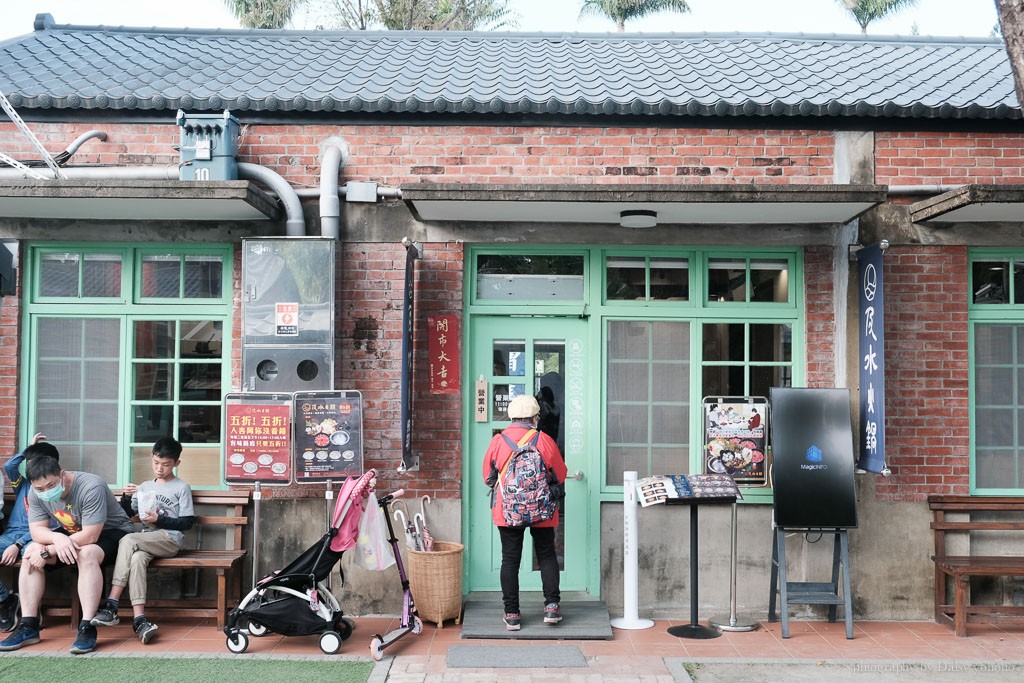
36 482 64 503
17 460 26 480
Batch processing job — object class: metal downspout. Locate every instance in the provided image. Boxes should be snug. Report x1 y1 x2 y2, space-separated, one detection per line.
319 145 346 239
238 162 305 237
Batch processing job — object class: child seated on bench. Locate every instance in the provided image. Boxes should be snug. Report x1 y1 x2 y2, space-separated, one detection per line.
91 436 194 643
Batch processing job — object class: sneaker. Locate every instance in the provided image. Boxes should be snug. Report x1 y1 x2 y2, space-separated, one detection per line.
134 618 158 644
0 621 40 651
90 602 119 626
0 594 18 632
70 622 97 655
91 602 119 627
544 602 562 624
502 612 521 631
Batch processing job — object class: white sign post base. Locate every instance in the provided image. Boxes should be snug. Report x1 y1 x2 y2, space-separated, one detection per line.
610 471 655 630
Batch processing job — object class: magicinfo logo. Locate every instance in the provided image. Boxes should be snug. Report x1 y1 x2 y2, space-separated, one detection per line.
800 445 828 471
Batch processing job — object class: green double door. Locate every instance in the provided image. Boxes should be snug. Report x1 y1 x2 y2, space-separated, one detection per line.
465 316 590 593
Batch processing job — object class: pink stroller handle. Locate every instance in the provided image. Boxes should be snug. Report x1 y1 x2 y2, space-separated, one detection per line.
350 469 377 500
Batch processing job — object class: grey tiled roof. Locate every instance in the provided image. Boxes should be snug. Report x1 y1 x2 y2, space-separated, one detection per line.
0 13 1018 120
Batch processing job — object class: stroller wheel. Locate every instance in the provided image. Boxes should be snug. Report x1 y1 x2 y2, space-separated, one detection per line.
319 630 342 655
411 616 424 635
369 635 384 661
226 631 249 654
247 620 268 637
334 616 354 640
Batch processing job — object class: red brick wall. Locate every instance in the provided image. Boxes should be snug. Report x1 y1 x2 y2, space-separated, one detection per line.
804 245 836 388
0 261 20 453
876 132 1024 186
0 123 837 186
874 246 970 501
334 241 464 500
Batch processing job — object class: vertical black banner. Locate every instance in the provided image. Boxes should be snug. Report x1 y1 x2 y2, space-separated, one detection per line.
400 239 421 471
856 242 887 474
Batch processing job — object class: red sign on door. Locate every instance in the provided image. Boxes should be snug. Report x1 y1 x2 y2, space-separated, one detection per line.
427 314 460 395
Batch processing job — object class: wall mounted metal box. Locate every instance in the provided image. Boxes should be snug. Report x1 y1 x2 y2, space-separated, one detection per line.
242 238 335 392
176 110 240 181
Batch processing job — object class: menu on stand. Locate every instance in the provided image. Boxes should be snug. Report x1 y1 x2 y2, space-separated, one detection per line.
635 474 742 507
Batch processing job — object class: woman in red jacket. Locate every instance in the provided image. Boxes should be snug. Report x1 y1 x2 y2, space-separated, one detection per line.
483 395 567 631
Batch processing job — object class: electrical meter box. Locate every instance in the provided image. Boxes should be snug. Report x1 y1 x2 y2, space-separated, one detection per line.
176 110 240 181
242 238 335 392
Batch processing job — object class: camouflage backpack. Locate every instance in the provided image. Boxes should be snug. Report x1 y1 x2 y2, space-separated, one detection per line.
497 429 556 527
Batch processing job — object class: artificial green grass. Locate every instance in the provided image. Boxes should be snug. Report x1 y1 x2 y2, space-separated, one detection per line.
0 656 376 683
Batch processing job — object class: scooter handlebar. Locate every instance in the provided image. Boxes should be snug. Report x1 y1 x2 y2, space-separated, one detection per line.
391 488 406 498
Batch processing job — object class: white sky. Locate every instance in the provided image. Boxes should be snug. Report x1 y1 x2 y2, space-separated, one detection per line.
0 0 1002 42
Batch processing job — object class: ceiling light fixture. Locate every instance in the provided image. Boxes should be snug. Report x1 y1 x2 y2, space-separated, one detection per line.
619 209 657 229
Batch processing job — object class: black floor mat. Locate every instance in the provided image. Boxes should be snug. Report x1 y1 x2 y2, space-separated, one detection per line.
460 593 613 640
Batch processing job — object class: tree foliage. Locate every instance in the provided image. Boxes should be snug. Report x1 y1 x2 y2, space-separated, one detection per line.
312 0 516 30
995 0 1024 109
837 0 918 34
224 0 305 29
578 0 691 33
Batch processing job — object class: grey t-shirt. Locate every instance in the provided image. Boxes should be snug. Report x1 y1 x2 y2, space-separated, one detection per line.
130 476 194 546
28 470 134 535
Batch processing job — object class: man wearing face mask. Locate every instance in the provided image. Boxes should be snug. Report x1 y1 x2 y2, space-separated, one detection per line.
0 454 133 655
0 434 56 631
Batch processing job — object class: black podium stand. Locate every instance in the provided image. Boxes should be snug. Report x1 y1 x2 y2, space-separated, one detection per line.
665 496 736 639
767 387 858 640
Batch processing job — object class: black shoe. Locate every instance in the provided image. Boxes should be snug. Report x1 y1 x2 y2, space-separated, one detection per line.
544 602 562 624
503 612 521 631
91 602 119 627
134 618 158 644
0 594 18 632
70 622 97 655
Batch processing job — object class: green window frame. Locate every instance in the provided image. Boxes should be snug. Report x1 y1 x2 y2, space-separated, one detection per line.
466 246 804 505
969 250 1024 493
21 243 233 489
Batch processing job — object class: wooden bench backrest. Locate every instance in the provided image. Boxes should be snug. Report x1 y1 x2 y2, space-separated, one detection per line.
3 489 251 551
928 495 1024 558
187 490 250 552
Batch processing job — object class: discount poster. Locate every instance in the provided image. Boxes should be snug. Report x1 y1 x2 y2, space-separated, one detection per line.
224 396 292 485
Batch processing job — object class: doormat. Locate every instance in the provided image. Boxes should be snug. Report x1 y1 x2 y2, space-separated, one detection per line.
460 595 613 640
447 644 587 668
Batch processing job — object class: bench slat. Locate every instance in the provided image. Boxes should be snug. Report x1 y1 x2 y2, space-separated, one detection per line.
931 522 1024 531
931 497 1024 637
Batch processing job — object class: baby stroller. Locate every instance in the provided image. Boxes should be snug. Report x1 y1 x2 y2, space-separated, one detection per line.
224 469 376 654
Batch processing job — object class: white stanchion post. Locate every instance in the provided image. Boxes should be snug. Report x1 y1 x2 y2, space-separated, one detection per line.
611 470 655 630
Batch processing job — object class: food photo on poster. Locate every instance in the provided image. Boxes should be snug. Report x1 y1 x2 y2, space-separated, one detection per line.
293 391 364 482
703 397 768 485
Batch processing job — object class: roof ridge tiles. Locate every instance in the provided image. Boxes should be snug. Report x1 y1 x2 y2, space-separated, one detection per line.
1 15 1018 120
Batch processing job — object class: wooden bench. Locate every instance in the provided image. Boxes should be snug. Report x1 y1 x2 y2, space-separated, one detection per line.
4 489 250 629
929 495 1024 637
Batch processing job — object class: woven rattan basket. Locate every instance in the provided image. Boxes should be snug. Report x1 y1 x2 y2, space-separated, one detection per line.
407 541 464 628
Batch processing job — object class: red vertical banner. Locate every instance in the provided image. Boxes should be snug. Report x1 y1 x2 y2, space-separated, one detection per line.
427 314 460 395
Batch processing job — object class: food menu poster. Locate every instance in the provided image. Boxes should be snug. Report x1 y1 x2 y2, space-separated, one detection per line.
635 474 742 507
294 392 364 483
703 397 768 485
224 399 292 485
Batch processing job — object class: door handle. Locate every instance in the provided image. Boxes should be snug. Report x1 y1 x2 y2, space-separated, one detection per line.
571 470 584 481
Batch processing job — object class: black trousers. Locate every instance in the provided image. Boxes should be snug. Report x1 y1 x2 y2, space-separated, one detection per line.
497 525 560 614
